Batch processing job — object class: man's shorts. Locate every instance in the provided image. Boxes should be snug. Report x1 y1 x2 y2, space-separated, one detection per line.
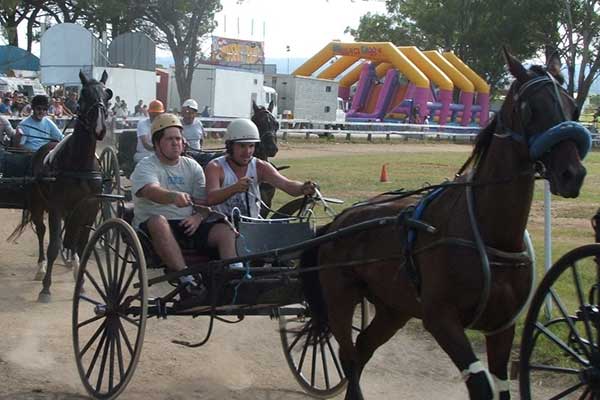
139 219 223 255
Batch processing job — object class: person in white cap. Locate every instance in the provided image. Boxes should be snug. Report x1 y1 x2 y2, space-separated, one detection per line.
205 118 316 219
181 98 205 151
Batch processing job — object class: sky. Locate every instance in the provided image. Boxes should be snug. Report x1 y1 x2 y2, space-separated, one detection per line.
11 0 387 61
208 0 387 58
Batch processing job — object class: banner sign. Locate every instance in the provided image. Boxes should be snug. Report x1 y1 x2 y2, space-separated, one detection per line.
211 36 265 65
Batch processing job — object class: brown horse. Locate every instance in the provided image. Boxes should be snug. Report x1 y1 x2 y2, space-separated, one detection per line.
10 70 112 302
299 49 590 399
250 100 281 217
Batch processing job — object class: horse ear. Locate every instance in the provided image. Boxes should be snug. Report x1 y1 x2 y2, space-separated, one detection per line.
79 70 89 85
100 70 108 84
252 100 259 115
268 100 274 113
503 46 529 83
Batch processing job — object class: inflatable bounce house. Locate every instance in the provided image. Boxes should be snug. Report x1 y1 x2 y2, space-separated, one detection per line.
293 42 490 126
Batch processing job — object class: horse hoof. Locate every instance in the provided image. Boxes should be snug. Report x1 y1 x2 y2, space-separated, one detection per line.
37 292 51 303
34 271 45 281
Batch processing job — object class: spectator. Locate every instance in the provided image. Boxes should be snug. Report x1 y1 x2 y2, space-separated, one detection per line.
180 98 204 151
111 96 121 114
118 100 129 117
0 97 11 115
48 97 65 118
134 99 144 116
14 95 63 151
134 99 165 162
141 104 149 117
200 105 211 118
0 113 15 145
64 91 79 115
20 100 32 117
593 105 600 123
11 94 25 116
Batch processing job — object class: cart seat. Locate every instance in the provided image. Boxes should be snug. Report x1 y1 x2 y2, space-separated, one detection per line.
0 147 34 178
235 217 314 259
117 202 213 269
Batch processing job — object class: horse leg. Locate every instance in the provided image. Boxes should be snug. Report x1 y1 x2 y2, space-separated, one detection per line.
355 303 410 379
32 210 47 281
485 325 515 400
38 211 61 303
321 277 364 400
422 304 495 400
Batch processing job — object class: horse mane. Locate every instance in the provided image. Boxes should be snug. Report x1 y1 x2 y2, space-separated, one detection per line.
456 115 498 175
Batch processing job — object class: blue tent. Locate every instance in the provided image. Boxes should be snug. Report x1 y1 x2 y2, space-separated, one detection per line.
0 45 40 73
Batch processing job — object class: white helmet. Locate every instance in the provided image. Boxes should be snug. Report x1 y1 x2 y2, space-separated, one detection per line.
182 98 198 111
225 118 260 143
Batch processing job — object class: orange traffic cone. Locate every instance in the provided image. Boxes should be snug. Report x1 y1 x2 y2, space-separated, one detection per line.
379 163 389 182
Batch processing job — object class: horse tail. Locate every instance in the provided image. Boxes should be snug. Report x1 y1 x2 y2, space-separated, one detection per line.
299 224 330 333
7 209 32 243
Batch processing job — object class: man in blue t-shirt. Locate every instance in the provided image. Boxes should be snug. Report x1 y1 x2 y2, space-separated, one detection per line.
15 95 63 151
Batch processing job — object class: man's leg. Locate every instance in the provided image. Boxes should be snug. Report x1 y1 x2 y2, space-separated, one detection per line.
146 215 207 305
145 215 186 272
205 222 237 260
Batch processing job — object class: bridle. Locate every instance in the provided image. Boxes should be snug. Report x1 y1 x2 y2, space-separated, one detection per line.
76 84 109 138
494 72 589 163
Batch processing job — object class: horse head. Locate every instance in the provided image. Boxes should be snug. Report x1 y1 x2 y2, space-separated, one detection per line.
500 48 589 198
78 70 113 141
251 100 279 160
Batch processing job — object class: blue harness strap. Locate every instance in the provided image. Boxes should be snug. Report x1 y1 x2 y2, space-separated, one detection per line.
403 187 445 291
407 187 445 247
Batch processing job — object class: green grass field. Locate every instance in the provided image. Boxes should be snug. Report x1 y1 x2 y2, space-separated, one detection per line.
267 139 600 349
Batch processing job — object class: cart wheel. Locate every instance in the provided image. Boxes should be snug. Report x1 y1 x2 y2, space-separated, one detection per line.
97 147 122 227
73 218 147 400
279 299 372 398
520 244 600 399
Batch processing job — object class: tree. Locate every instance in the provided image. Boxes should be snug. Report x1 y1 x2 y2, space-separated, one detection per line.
347 0 558 93
551 0 600 108
143 0 222 103
0 0 32 47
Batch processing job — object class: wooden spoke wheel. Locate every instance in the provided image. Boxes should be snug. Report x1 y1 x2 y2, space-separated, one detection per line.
73 218 147 400
97 147 122 229
520 244 600 399
279 299 372 398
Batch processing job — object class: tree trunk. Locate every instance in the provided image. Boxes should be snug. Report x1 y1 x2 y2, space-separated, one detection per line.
26 8 40 53
4 21 19 47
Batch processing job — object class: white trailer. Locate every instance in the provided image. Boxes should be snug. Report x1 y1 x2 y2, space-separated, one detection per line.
167 64 276 118
265 74 342 122
0 77 46 97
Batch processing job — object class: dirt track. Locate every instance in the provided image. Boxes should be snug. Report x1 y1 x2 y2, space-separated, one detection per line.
1 142 513 400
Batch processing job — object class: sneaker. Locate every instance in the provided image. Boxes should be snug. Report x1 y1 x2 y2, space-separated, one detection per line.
176 279 208 310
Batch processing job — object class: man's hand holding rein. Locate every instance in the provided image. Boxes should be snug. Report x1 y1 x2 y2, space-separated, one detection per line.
169 190 192 208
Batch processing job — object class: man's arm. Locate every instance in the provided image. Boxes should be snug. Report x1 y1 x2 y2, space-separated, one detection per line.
137 182 192 207
257 160 315 197
137 122 154 151
205 161 251 206
13 126 24 148
47 119 64 141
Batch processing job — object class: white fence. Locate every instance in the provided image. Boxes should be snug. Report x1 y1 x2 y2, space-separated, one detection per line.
7 115 600 146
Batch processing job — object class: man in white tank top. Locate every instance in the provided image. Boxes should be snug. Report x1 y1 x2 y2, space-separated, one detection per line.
205 118 316 219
